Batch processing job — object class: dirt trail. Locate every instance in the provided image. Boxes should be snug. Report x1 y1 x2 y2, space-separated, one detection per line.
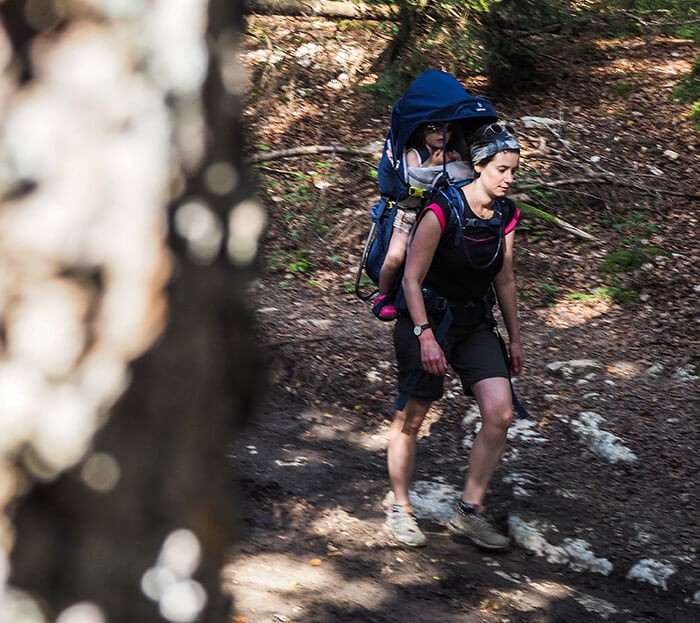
232 17 699 622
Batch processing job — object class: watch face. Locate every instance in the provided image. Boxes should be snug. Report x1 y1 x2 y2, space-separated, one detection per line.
413 325 422 336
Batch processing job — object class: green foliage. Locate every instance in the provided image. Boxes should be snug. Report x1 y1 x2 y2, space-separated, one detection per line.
362 0 696 99
539 283 559 307
256 161 346 280
603 1 699 39
690 100 700 132
672 56 699 103
613 83 634 97
476 0 603 94
567 287 614 303
673 55 700 132
599 248 648 273
268 249 314 275
598 246 666 306
359 0 504 107
606 285 641 306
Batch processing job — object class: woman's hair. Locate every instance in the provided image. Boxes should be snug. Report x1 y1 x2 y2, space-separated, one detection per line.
468 123 519 166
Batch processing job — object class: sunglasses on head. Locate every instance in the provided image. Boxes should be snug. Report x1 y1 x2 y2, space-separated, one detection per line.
481 122 515 137
424 123 452 133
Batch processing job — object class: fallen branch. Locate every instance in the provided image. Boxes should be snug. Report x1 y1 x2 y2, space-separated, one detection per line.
246 143 700 202
618 10 700 29
517 175 700 200
245 0 392 19
512 199 598 241
245 142 382 165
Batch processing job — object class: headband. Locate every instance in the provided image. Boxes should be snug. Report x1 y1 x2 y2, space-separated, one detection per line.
470 133 520 165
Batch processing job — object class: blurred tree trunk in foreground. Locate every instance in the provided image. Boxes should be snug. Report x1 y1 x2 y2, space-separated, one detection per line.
0 1 265 621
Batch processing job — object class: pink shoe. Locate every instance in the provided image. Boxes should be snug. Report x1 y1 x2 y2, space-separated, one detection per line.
372 294 398 321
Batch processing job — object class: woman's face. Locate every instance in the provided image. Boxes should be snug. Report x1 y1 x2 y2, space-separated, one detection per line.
423 123 452 150
474 151 519 197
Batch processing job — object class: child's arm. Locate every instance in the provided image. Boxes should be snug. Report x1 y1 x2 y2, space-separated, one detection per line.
405 148 421 168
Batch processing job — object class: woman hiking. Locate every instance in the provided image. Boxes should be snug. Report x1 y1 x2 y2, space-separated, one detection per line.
384 123 524 549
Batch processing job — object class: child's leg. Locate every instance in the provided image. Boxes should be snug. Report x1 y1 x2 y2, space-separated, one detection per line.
378 229 409 294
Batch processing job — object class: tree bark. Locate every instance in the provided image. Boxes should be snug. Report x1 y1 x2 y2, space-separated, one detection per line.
3 1 266 621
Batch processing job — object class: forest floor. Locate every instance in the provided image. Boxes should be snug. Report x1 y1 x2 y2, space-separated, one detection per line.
225 15 699 623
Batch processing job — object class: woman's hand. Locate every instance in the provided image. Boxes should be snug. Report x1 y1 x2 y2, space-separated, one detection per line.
508 339 523 375
420 333 447 376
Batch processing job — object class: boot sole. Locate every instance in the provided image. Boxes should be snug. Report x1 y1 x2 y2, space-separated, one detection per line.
383 522 427 548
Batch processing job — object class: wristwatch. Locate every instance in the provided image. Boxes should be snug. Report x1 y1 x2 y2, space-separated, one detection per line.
413 323 431 337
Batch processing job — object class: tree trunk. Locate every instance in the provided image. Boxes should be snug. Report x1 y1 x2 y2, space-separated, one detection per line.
2 1 266 621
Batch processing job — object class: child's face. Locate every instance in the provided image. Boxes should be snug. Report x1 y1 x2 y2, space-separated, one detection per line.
423 123 452 150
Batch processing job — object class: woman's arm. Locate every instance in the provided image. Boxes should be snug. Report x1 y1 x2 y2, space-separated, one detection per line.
402 210 448 376
493 230 523 374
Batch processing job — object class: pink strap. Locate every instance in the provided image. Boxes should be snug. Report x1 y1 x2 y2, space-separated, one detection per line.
420 203 447 232
504 205 520 235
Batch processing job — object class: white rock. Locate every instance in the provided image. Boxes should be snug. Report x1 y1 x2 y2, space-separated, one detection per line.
626 558 676 590
570 412 637 463
508 516 613 575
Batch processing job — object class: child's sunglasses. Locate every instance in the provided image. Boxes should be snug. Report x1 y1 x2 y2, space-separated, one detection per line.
424 123 453 133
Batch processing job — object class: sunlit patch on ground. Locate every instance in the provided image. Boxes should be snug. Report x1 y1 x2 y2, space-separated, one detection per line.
606 360 643 378
226 552 388 621
540 296 612 328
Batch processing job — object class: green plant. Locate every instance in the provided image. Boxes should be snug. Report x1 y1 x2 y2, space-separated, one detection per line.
600 249 647 273
268 249 314 275
613 83 634 97
539 283 559 307
566 287 614 303
673 55 700 132
673 56 700 103
606 285 640 306
602 1 699 39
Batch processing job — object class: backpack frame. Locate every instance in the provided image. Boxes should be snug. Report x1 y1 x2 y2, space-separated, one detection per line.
354 70 497 301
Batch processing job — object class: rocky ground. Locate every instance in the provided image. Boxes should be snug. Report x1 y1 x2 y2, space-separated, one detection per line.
225 15 699 623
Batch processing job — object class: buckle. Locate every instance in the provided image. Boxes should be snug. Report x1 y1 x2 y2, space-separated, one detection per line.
407 186 425 198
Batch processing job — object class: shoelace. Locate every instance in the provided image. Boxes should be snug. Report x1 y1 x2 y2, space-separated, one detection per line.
393 509 420 532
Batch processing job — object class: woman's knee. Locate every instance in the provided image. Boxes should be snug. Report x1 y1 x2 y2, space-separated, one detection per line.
481 401 513 433
394 399 430 436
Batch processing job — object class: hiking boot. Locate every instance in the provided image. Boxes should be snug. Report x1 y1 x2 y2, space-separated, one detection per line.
447 506 510 550
385 504 427 547
372 294 398 321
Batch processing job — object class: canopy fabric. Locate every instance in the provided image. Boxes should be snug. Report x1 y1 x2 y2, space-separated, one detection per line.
387 69 497 163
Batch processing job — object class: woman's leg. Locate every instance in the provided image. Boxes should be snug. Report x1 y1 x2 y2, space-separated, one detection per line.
462 377 513 505
378 229 409 294
387 398 431 505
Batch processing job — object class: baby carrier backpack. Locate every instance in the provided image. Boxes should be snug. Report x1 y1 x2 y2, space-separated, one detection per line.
354 70 529 419
354 69 497 302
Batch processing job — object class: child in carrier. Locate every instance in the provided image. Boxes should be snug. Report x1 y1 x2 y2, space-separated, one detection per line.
372 122 472 321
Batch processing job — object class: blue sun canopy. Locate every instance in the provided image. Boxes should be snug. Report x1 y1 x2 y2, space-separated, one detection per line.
378 69 497 199
388 69 497 163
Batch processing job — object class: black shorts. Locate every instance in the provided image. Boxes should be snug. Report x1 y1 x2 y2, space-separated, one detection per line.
393 313 509 403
